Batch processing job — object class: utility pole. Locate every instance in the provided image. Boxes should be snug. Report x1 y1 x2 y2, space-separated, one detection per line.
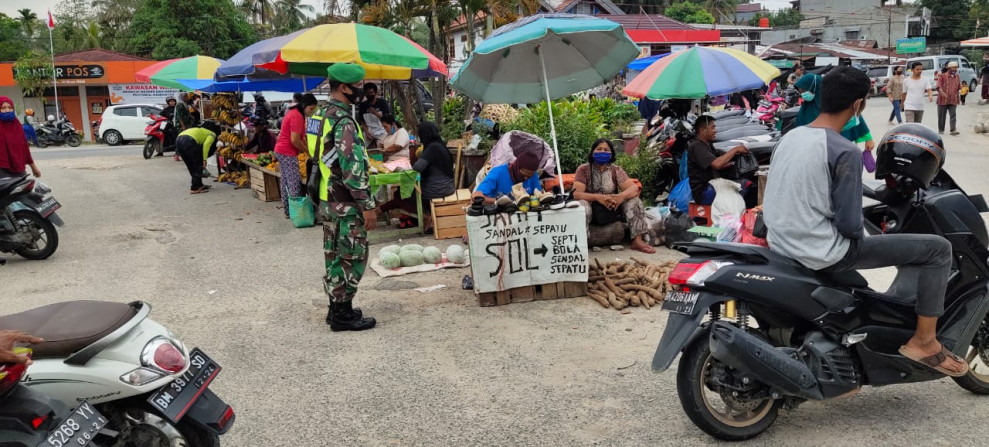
888 8 892 64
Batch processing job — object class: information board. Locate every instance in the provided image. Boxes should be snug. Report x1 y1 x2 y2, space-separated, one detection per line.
109 84 180 105
467 206 589 294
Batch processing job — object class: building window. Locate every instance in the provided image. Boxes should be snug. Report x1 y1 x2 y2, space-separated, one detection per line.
845 31 859 40
86 86 109 96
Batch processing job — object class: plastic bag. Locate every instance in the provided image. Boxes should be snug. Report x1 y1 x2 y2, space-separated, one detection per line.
716 214 743 243
33 181 51 195
709 179 746 227
664 210 694 248
288 196 315 228
862 150 876 173
740 209 768 247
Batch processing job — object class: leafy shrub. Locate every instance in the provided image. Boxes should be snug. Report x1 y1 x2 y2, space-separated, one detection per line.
504 100 608 173
588 98 640 135
441 95 467 142
615 143 662 207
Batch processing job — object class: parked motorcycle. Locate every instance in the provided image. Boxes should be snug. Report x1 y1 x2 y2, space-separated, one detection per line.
143 114 178 159
651 133 989 440
3 300 236 446
37 119 81 148
0 350 105 446
0 174 61 261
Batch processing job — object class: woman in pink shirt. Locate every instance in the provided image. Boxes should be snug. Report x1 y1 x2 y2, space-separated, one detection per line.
274 94 317 218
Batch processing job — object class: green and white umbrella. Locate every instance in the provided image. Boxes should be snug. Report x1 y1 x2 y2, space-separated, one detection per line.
450 14 640 190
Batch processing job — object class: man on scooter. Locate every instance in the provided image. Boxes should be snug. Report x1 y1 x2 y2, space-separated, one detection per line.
763 66 968 377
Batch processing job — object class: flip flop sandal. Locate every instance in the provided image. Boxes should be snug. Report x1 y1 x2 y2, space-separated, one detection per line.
190 188 209 194
898 345 970 377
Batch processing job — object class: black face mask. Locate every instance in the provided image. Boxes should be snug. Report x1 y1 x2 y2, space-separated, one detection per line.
343 85 364 105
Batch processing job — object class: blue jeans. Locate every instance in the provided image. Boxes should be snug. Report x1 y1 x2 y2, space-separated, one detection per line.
22 124 37 145
889 99 902 124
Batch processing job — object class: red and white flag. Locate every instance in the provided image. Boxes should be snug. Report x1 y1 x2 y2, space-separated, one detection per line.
47 10 56 30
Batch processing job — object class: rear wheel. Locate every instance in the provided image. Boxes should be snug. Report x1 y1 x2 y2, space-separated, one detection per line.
37 135 49 148
953 315 989 394
67 133 82 147
143 139 160 159
677 327 782 441
11 210 58 260
100 406 219 447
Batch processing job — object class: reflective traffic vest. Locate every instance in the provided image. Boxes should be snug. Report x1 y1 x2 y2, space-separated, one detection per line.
305 105 364 202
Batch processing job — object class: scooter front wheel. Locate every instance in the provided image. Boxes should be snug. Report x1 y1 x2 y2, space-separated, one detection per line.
103 406 219 447
143 139 160 159
67 133 82 147
676 326 782 441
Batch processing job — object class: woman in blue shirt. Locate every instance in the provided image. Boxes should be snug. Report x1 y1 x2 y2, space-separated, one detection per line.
472 151 542 204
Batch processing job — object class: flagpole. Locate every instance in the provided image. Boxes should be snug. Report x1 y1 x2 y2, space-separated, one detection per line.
47 12 59 119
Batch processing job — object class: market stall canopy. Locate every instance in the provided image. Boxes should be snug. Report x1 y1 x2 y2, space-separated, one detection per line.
177 77 324 93
627 53 669 71
135 55 223 91
236 23 442 80
961 36 989 47
623 45 780 100
450 13 640 104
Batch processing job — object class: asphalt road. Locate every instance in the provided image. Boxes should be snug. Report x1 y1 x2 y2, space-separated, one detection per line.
31 143 145 161
5 97 989 446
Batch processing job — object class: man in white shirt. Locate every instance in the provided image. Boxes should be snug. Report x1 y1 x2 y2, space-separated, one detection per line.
902 61 934 123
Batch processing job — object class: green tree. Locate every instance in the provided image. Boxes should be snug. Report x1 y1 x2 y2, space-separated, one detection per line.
12 51 52 99
920 0 974 41
273 0 315 33
17 9 38 39
126 0 257 59
705 0 737 24
665 1 715 24
0 13 30 61
240 0 276 29
90 0 143 52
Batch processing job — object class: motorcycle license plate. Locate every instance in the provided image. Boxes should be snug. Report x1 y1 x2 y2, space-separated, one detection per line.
662 291 700 315
40 401 107 447
147 348 221 423
36 197 61 218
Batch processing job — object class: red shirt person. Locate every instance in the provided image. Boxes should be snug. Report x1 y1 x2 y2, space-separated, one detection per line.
0 97 41 178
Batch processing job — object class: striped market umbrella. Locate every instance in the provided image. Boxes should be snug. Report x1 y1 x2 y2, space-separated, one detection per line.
244 23 442 80
135 55 224 91
623 45 781 100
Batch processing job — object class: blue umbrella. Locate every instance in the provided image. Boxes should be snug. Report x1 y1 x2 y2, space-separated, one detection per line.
627 53 669 71
450 14 639 190
172 76 324 93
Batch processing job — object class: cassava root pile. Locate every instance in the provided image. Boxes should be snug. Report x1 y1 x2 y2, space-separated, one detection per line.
587 258 676 311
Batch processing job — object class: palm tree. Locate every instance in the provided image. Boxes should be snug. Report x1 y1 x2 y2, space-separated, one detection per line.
17 9 38 39
274 0 315 32
240 0 276 28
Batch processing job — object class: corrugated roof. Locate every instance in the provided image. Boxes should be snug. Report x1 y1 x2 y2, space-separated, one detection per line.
736 3 765 13
602 14 697 30
54 49 150 62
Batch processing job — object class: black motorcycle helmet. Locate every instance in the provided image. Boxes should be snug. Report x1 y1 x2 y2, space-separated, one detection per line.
874 123 945 190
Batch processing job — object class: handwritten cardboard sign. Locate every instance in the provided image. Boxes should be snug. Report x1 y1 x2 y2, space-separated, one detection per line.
467 206 589 293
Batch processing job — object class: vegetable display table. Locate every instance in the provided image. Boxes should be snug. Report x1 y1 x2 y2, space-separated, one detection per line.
368 171 423 242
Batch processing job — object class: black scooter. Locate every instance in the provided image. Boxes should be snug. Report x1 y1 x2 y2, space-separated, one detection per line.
0 174 62 263
36 120 81 148
652 170 989 440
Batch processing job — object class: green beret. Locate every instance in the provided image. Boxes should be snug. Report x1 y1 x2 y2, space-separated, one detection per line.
327 63 365 83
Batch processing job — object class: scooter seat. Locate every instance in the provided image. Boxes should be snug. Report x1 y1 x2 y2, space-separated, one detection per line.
0 173 27 193
0 300 138 360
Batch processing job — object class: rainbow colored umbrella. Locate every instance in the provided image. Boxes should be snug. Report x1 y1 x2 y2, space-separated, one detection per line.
136 55 224 91
248 24 440 80
623 46 780 100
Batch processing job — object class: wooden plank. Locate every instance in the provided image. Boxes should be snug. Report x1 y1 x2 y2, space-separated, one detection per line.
511 285 535 303
455 188 471 202
496 290 511 306
432 204 468 217
538 283 559 300
563 282 587 298
434 215 465 230
435 227 466 240
453 141 464 190
478 292 497 307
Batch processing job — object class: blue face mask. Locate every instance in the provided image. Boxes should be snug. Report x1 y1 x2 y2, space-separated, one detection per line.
0 112 15 122
389 126 397 135
592 152 612 165
842 101 863 132
800 91 815 102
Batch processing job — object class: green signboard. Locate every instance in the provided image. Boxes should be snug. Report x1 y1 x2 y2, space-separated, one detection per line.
766 59 795 68
897 37 926 54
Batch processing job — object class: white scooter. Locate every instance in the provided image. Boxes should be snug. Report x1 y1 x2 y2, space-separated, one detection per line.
0 300 235 446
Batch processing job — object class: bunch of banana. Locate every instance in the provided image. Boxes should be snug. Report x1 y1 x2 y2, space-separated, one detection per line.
211 94 238 110
298 152 309 178
217 171 249 187
218 132 249 146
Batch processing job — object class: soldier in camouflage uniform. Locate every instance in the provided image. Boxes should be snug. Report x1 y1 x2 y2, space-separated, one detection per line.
319 63 378 331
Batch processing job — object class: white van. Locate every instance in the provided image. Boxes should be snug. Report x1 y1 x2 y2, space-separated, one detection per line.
906 55 979 91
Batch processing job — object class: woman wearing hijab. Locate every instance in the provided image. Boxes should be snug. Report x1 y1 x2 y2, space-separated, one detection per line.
377 121 455 231
573 139 655 254
0 97 41 179
472 151 542 204
793 73 875 153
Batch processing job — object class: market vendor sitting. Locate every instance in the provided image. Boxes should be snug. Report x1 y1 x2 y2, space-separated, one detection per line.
471 151 542 205
244 117 276 154
687 115 755 206
379 114 411 170
573 139 655 254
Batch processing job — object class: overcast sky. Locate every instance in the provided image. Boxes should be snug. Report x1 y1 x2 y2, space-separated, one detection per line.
0 0 325 20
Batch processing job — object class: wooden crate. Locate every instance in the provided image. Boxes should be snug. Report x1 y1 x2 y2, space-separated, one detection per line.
478 282 588 307
430 189 472 240
249 167 281 202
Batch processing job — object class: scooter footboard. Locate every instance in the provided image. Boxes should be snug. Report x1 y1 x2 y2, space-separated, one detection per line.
652 292 728 372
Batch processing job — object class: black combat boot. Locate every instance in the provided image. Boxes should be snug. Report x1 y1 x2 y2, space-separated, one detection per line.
325 302 362 324
328 301 376 332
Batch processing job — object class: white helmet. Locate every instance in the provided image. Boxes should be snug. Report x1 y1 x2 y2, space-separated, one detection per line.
47 115 55 121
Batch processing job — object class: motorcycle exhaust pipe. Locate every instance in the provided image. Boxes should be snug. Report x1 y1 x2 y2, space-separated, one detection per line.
709 321 824 400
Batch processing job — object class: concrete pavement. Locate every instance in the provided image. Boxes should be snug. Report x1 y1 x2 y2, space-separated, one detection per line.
4 97 989 446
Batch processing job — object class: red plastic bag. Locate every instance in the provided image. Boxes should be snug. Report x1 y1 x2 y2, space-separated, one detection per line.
740 209 768 247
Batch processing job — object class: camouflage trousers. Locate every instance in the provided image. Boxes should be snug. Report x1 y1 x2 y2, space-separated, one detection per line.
323 209 368 303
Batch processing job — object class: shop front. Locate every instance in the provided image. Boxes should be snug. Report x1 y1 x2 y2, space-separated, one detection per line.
0 49 172 141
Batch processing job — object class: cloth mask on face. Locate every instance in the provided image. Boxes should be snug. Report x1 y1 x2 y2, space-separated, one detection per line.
0 112 16 122
842 101 863 132
592 152 612 165
344 85 364 105
800 91 815 102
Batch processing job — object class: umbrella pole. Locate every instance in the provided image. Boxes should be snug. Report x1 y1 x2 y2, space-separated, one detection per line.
538 47 565 195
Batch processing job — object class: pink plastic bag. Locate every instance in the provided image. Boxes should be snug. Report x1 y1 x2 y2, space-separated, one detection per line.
740 209 769 247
